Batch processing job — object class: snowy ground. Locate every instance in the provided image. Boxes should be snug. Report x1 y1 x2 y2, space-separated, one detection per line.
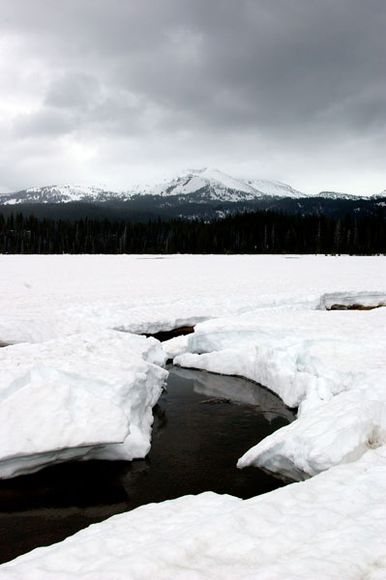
1 254 386 344
1 254 386 578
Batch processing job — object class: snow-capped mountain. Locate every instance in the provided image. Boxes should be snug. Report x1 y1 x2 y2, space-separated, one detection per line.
0 169 385 222
143 168 307 201
0 184 133 205
0 169 308 205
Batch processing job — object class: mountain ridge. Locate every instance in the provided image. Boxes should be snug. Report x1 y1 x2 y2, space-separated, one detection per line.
0 167 382 206
0 168 385 223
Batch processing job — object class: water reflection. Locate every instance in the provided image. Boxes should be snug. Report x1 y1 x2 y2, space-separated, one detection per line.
172 366 295 423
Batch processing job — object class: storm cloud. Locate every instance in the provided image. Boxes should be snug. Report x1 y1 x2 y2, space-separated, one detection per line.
0 0 385 193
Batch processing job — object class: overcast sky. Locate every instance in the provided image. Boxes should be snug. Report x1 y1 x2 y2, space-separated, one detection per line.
0 0 385 194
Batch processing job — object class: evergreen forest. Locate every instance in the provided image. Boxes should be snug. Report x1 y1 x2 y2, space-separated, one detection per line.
0 210 385 254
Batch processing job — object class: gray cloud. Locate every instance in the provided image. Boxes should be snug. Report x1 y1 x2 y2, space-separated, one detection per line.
0 0 385 193
45 73 102 112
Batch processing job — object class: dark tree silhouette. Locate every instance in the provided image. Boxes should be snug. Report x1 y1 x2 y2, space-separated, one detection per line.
0 210 385 254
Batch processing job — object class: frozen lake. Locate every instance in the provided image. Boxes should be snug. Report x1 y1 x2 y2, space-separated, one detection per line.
1 255 386 578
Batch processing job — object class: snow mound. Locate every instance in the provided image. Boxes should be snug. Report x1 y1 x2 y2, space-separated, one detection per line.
1 449 386 578
0 331 167 478
175 308 386 479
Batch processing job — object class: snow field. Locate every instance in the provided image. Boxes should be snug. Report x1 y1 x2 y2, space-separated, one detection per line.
1 255 386 577
1 254 386 345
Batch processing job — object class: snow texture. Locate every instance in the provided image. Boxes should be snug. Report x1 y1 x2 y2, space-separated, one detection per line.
1 449 386 579
0 331 167 478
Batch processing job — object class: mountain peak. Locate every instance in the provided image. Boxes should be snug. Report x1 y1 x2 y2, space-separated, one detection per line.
145 168 307 201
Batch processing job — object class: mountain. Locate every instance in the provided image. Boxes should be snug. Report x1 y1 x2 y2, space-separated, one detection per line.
0 184 132 205
0 169 307 205
0 168 385 222
142 168 307 201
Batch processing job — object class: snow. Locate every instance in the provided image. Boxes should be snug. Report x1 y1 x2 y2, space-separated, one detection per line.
1 255 386 575
163 334 191 359
318 290 386 310
2 449 386 579
317 190 366 199
145 168 308 201
1 256 386 480
245 177 307 198
147 168 258 200
1 171 383 205
1 254 386 345
0 169 308 205
0 331 167 478
174 302 386 479
238 387 386 480
0 184 134 205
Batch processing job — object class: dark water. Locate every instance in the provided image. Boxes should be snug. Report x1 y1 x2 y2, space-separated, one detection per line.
0 367 294 564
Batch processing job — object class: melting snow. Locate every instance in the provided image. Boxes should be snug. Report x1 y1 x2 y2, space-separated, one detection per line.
1 255 386 577
174 302 386 479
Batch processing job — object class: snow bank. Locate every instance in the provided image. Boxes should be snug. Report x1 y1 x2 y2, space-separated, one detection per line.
1 448 386 579
0 331 167 478
175 308 386 479
238 389 386 480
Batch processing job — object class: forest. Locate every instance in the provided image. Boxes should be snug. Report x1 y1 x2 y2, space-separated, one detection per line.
0 210 385 254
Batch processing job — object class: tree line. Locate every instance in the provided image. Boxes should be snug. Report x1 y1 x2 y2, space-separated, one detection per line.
0 210 385 254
